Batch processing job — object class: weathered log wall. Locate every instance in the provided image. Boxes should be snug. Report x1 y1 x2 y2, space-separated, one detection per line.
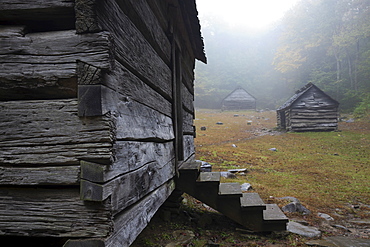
0 0 203 246
277 84 339 132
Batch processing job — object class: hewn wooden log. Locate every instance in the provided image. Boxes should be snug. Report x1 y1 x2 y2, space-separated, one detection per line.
146 0 169 34
0 29 112 100
81 140 174 183
104 180 175 247
0 166 80 185
0 99 113 165
101 86 174 141
0 1 75 31
290 118 338 123
291 114 339 119
77 61 102 85
291 123 338 128
125 0 171 64
81 159 175 215
75 0 100 33
95 0 172 99
64 180 175 247
104 60 172 117
183 135 195 161
182 82 194 113
0 187 112 237
183 110 195 135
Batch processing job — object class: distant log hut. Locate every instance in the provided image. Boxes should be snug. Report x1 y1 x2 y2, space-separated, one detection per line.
277 83 339 132
222 87 256 110
0 0 206 246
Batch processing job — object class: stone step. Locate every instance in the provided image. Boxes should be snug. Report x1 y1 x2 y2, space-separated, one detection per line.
178 161 201 172
241 193 266 211
219 183 242 197
197 172 220 183
177 161 201 193
262 204 289 231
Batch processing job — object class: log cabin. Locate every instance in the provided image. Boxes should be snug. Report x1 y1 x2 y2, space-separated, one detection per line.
0 1 290 245
277 83 339 131
222 87 256 111
0 0 206 246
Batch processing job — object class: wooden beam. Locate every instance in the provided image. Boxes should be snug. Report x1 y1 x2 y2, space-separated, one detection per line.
101 86 175 141
81 160 175 215
0 187 112 237
81 140 174 183
95 0 172 100
0 28 112 100
0 165 80 185
64 180 175 247
0 99 112 166
104 60 172 117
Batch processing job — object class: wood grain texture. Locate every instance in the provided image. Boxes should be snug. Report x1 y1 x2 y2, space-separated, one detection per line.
0 165 80 185
95 0 172 99
81 140 174 182
182 82 194 113
75 0 100 33
64 180 175 247
0 29 111 100
0 0 75 31
0 187 112 237
0 99 113 165
81 159 175 215
105 180 175 247
101 86 174 141
183 109 195 135
125 0 171 64
183 135 195 162
104 60 172 117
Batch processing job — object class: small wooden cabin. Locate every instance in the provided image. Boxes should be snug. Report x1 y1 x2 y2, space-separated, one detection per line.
277 83 339 131
222 87 256 110
0 0 206 246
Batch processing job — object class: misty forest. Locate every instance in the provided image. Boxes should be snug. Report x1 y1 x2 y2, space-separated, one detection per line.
195 0 370 117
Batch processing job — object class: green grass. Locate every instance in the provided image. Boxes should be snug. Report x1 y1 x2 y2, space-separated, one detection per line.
195 110 370 215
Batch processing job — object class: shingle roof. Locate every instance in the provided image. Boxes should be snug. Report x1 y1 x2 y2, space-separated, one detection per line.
277 83 339 111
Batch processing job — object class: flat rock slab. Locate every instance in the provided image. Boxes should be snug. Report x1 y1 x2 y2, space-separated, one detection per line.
287 221 321 238
306 236 370 247
348 218 370 226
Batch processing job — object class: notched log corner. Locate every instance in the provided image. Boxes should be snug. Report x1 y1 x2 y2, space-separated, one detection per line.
77 60 102 85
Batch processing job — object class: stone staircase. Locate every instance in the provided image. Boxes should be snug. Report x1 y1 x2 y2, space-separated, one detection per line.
176 162 288 232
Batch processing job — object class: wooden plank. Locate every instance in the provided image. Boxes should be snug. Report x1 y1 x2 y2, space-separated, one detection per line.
125 0 171 63
146 0 169 38
183 109 195 134
62 180 176 247
290 118 338 123
291 108 338 113
104 180 175 247
101 86 175 141
0 187 112 237
81 159 175 215
0 0 74 10
182 82 194 113
0 29 112 100
183 135 195 161
0 0 75 30
81 141 174 183
104 60 172 117
0 165 79 185
0 99 112 165
95 0 172 99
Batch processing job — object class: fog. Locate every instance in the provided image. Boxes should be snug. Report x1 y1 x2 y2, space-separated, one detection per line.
194 0 370 113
